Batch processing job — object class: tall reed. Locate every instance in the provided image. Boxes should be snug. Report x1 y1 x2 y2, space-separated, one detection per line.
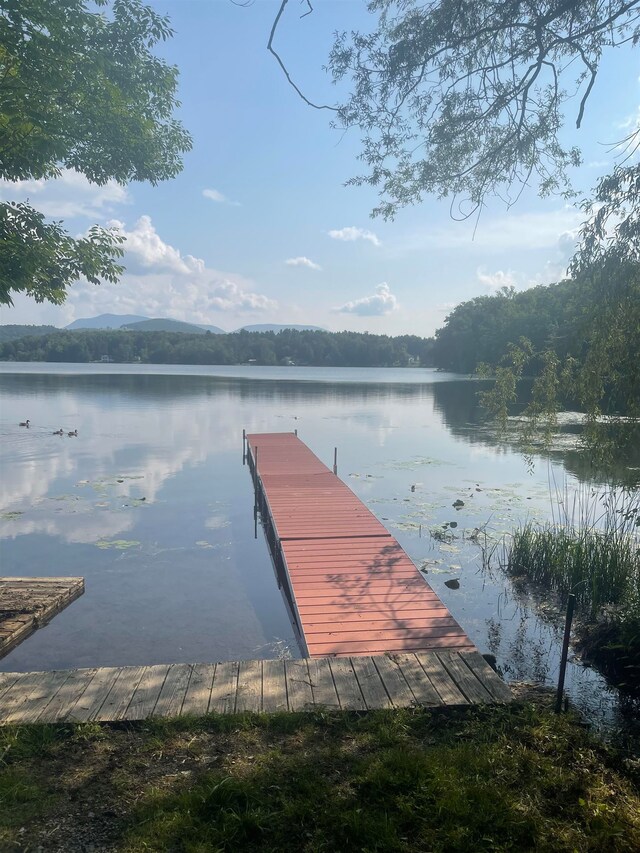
500 485 639 619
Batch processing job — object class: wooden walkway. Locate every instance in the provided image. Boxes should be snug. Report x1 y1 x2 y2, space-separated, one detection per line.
246 433 475 658
0 651 510 724
0 577 84 660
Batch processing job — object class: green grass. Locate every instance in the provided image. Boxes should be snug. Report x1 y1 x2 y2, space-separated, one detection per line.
1 703 639 852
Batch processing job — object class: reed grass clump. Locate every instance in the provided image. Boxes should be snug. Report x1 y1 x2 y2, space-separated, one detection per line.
503 487 639 615
501 486 640 686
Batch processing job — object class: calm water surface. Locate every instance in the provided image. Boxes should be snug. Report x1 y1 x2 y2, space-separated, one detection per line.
0 364 637 733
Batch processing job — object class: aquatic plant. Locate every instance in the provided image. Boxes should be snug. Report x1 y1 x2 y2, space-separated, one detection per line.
499 485 640 688
501 486 639 618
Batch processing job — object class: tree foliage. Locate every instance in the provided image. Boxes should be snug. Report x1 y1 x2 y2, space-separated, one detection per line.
328 0 640 221
0 0 191 305
432 265 640 456
0 328 435 367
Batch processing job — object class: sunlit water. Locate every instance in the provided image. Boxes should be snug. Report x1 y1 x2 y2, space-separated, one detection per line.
0 364 637 738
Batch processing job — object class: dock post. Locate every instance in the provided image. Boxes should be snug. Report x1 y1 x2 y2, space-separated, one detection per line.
555 593 575 713
333 446 338 475
294 428 297 436
242 429 246 465
253 446 259 515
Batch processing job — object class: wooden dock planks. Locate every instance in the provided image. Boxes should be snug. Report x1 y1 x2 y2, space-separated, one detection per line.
246 433 475 658
0 577 84 659
0 651 510 724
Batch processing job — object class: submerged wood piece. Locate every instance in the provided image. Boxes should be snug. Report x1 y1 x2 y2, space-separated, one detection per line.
246 434 475 658
0 650 510 724
0 577 84 659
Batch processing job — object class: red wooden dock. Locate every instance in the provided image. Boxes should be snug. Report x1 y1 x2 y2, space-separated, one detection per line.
246 433 475 658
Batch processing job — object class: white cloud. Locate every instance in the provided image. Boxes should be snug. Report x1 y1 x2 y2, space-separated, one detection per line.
202 188 240 206
334 282 397 316
108 215 204 276
328 226 381 247
0 169 130 218
476 268 517 293
285 256 322 270
65 216 277 322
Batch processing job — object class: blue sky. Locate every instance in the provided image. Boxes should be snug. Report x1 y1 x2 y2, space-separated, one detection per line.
1 0 637 335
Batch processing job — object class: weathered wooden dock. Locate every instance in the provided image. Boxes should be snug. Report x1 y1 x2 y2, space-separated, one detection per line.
0 650 510 724
246 433 475 658
0 577 84 660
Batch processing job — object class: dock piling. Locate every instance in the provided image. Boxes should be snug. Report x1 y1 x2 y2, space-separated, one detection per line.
333 446 338 475
555 593 575 713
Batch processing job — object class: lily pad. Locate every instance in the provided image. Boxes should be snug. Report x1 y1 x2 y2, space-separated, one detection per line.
95 539 140 550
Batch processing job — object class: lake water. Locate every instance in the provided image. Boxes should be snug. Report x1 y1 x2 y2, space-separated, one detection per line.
0 364 637 733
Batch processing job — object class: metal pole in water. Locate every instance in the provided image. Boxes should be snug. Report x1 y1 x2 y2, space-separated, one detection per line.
555 593 576 713
242 428 246 465
253 445 259 514
333 447 338 475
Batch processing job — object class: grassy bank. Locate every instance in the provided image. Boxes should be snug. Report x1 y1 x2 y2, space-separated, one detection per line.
1 697 639 852
501 488 640 689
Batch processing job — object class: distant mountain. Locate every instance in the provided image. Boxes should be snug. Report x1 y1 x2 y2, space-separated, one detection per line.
123 318 224 334
66 313 149 330
65 314 225 334
0 324 60 343
235 324 326 334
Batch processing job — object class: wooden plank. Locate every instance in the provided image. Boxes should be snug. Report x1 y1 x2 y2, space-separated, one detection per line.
328 658 366 710
181 663 217 716
261 659 288 712
306 635 474 657
37 668 98 723
127 665 170 720
460 652 512 703
153 664 193 718
284 659 314 711
66 667 124 722
416 653 468 705
307 658 340 709
391 654 443 707
13 670 73 724
99 666 146 722
0 671 26 702
235 660 263 713
350 656 392 710
373 655 416 708
0 671 60 724
436 651 494 704
209 660 239 714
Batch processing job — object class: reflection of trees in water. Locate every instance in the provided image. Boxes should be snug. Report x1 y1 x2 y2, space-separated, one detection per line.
1 373 437 405
432 381 640 486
